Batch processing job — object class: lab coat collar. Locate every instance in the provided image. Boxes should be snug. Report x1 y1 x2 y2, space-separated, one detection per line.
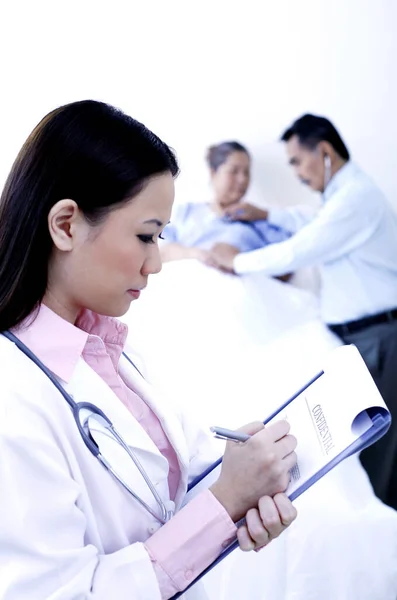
13 304 129 383
13 304 192 506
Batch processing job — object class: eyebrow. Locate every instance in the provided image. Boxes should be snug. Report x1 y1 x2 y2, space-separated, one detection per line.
143 219 163 227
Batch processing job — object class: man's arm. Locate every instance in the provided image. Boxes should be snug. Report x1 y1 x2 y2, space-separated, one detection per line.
214 184 383 276
225 202 317 234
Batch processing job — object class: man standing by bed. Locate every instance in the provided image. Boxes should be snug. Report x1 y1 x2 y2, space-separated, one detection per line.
211 113 397 510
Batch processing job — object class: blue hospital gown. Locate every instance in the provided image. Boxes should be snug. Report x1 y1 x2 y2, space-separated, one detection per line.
163 202 290 252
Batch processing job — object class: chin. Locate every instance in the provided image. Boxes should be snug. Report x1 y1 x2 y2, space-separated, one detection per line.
116 302 134 318
99 301 133 319
228 194 244 205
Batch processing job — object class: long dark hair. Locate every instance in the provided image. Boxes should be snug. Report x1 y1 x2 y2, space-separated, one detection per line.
0 100 179 331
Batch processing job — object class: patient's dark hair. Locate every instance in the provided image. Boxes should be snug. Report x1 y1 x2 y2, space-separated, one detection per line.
281 114 350 160
206 141 250 171
0 99 179 332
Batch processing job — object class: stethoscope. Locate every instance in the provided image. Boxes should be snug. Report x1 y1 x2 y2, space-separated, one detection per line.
2 330 174 525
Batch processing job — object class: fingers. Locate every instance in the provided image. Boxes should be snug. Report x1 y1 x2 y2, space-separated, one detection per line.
237 421 265 436
224 206 242 220
203 249 236 273
246 420 290 447
238 495 294 551
238 496 297 552
244 420 295 446
203 255 219 269
201 250 227 270
239 421 297 460
275 433 298 459
225 205 250 221
265 420 290 442
273 493 298 527
237 508 269 551
237 524 256 551
258 496 286 540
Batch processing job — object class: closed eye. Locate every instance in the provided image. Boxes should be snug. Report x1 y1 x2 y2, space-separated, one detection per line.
138 234 155 244
138 233 165 244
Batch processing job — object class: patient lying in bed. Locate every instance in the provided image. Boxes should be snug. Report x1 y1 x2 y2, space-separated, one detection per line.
161 201 289 259
161 141 290 267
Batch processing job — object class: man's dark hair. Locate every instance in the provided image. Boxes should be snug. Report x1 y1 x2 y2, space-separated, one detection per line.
281 114 350 160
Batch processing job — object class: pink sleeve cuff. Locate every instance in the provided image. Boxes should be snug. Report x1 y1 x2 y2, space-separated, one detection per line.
145 489 237 599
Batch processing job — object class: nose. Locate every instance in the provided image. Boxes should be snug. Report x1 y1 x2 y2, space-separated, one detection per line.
142 245 162 276
293 165 301 177
237 171 249 185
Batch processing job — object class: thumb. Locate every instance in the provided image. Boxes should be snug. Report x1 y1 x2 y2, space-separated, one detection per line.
237 421 265 436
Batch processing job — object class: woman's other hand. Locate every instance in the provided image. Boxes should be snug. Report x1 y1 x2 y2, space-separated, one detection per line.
225 203 269 222
238 494 297 551
210 420 297 522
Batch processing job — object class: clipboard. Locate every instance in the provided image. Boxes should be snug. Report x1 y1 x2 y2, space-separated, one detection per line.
171 345 391 599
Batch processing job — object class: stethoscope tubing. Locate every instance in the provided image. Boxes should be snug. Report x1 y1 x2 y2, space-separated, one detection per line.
1 330 171 524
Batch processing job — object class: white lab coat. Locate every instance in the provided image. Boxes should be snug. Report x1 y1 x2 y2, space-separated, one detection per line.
0 334 219 599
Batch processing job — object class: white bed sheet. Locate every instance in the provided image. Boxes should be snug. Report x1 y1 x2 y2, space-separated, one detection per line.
122 259 397 600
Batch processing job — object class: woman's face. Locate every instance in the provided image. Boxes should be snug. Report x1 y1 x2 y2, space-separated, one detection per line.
47 173 175 321
211 151 250 207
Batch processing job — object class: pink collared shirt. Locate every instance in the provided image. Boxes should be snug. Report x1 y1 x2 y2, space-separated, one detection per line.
15 305 236 599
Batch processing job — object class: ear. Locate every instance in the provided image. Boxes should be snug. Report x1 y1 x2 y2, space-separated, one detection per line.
48 199 83 251
317 141 334 161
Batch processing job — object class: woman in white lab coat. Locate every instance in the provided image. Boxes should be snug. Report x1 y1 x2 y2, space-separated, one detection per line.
0 100 298 599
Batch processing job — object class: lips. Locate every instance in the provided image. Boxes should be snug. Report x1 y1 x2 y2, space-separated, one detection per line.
127 289 141 300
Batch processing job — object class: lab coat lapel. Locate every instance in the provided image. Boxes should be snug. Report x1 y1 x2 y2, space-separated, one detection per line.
64 359 167 467
64 356 191 508
118 356 191 482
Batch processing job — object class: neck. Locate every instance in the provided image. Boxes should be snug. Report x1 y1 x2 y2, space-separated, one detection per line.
42 290 79 324
331 157 348 179
210 198 240 216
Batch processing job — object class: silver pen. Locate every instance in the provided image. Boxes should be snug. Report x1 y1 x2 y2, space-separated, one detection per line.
210 426 251 443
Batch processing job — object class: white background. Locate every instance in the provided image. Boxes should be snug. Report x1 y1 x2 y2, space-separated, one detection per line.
0 0 396 209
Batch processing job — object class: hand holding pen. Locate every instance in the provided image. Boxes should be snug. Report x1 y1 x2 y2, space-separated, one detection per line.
209 420 297 551
209 420 297 521
175 421 297 598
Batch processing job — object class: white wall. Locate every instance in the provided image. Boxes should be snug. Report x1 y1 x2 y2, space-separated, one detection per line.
0 0 396 210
